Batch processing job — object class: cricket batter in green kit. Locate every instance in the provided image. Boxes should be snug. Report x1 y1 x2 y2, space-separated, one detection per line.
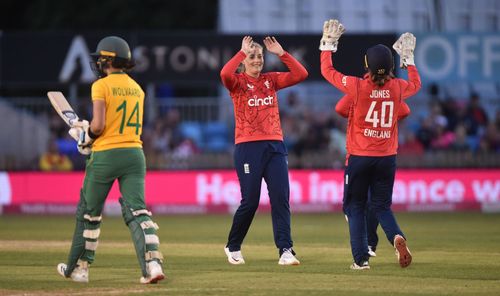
57 36 165 284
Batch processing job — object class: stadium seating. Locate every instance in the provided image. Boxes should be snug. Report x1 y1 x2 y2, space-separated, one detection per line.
179 121 230 152
203 121 230 152
179 121 204 149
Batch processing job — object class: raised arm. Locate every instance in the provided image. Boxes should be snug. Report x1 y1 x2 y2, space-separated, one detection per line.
319 19 358 95
393 32 422 99
400 66 422 99
220 36 253 91
263 36 308 89
273 52 308 89
320 51 358 95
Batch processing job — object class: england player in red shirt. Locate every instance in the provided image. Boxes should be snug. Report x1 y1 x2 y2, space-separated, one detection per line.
337 95 411 258
320 19 421 269
220 36 308 265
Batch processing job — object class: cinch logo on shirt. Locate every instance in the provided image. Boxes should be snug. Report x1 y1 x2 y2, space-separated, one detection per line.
248 95 274 106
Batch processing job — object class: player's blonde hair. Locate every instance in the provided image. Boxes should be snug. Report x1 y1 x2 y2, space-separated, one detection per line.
237 42 264 73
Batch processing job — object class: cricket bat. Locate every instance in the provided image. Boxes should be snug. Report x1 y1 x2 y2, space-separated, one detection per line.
47 91 82 141
47 91 80 127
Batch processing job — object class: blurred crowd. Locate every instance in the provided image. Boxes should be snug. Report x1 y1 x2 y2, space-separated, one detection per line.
407 92 498 154
43 86 499 171
278 88 499 158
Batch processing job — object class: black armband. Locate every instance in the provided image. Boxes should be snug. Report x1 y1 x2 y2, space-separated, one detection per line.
88 128 100 139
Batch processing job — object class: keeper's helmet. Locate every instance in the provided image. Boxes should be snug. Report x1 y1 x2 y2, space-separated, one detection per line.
364 44 394 76
90 36 135 78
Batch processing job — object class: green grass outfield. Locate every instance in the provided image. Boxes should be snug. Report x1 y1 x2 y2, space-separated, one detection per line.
1 212 499 295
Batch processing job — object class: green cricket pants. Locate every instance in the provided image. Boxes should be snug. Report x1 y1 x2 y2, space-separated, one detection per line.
83 147 146 216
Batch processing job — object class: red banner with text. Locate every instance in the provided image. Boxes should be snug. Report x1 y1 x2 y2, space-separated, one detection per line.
0 170 498 214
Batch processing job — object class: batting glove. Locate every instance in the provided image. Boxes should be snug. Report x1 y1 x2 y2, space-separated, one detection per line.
71 119 95 154
393 32 416 68
68 127 81 142
319 19 345 52
68 127 91 155
70 118 89 129
77 144 92 155
78 124 95 148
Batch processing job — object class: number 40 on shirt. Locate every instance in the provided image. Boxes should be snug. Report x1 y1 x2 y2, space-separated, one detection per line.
365 101 394 128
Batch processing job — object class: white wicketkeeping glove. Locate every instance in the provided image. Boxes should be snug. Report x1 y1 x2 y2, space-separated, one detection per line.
319 19 345 52
393 32 416 68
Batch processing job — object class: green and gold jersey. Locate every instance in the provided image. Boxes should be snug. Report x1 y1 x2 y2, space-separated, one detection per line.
91 72 144 151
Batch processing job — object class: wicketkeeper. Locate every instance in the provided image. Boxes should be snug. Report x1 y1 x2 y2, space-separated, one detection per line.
320 19 421 269
57 36 165 284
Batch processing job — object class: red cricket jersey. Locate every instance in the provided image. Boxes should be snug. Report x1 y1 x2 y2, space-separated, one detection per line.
321 51 421 156
336 95 411 120
221 51 308 144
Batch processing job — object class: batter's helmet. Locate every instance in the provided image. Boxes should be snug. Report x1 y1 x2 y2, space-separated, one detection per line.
90 36 134 78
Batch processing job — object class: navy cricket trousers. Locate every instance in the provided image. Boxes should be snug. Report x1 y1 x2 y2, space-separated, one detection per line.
343 155 405 265
227 140 293 252
366 196 380 250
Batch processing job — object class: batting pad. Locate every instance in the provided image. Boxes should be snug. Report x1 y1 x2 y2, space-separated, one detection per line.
64 192 88 276
119 197 164 277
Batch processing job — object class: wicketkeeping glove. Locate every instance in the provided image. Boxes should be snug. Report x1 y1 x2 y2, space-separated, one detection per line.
319 19 345 52
393 32 416 68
